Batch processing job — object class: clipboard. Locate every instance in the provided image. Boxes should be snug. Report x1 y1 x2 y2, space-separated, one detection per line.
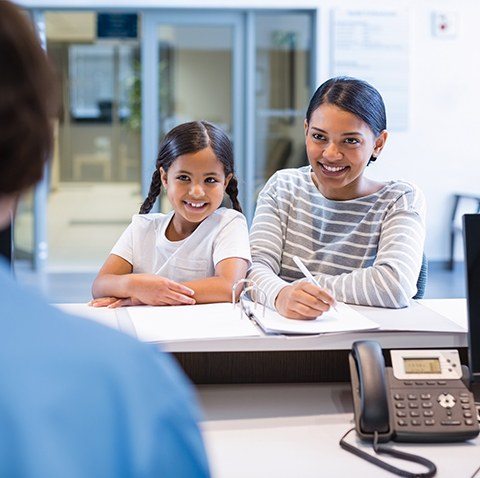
232 279 379 336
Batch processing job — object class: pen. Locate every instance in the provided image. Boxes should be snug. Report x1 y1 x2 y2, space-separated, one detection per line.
292 256 339 312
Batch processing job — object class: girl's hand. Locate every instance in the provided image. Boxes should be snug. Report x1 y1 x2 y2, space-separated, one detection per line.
89 297 145 308
89 297 119 308
275 282 335 320
131 274 196 306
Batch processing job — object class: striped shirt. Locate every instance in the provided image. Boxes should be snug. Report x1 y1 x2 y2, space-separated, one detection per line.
248 166 426 310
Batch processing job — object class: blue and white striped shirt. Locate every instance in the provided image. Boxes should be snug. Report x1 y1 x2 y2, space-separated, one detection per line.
248 166 426 310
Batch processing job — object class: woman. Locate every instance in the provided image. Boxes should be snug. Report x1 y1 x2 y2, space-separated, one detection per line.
248 76 425 319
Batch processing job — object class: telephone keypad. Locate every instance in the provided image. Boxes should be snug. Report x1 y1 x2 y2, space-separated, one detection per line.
437 393 456 408
441 420 461 426
388 369 479 441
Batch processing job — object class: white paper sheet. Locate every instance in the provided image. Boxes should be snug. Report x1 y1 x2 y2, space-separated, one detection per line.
127 302 261 342
250 301 379 335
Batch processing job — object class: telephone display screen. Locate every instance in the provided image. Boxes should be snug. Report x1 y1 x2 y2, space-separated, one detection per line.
403 358 441 374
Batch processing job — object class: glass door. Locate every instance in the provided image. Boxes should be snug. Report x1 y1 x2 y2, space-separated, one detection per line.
141 12 244 211
253 12 314 199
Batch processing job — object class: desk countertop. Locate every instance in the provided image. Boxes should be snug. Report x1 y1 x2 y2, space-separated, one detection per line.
198 382 480 478
57 299 468 352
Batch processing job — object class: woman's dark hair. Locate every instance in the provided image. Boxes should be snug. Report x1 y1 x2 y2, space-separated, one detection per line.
306 76 386 164
0 0 57 195
140 120 242 214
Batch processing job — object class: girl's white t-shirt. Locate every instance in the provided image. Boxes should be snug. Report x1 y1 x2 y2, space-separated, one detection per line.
111 207 251 283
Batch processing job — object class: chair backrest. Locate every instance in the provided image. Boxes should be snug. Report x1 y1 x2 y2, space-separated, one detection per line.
412 253 428 299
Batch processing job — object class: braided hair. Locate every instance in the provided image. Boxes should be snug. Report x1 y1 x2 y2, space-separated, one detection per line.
139 121 242 214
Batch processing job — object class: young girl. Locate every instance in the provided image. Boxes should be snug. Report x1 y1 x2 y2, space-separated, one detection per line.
91 121 251 307
248 77 426 319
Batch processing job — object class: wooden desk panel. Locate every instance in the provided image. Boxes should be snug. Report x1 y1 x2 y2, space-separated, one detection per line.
174 348 468 384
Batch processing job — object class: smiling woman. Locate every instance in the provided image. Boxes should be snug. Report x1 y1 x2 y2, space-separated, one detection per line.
248 77 426 319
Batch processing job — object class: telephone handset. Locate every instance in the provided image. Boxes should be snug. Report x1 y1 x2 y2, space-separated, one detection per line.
349 340 479 443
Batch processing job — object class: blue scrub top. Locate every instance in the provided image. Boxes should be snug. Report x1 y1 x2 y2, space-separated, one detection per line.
0 260 210 477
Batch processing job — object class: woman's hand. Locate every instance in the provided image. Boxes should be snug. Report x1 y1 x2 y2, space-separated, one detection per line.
275 282 335 320
130 274 196 306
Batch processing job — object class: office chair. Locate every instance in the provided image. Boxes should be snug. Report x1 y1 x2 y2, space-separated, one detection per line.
412 253 428 299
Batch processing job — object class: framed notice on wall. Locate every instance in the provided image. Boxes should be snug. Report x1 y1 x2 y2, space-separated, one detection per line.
330 9 409 131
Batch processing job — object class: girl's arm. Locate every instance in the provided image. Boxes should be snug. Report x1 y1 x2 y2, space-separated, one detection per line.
182 257 250 304
91 254 195 306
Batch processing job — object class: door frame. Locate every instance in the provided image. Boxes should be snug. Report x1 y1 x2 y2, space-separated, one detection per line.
141 11 246 209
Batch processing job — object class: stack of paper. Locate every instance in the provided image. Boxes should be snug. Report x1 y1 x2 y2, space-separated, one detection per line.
127 302 261 342
250 301 379 335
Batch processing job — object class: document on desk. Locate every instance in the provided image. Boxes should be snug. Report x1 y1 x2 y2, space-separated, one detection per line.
126 302 261 342
250 301 379 335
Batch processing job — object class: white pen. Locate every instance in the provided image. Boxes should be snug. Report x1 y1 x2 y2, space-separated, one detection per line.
292 256 338 312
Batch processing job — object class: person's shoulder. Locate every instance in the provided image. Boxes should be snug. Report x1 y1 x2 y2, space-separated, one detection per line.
270 165 310 182
209 207 247 227
381 180 426 212
0 266 165 378
264 166 311 193
130 212 171 230
131 212 169 224
387 179 421 193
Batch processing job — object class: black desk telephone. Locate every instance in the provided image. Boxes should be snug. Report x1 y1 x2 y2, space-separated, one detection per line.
341 340 479 477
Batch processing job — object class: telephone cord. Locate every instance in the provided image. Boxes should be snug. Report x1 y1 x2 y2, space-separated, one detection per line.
339 428 437 478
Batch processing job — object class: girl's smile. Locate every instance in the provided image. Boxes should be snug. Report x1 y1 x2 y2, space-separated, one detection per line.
160 147 232 240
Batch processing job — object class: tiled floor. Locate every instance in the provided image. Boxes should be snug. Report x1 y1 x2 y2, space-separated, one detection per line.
15 260 466 304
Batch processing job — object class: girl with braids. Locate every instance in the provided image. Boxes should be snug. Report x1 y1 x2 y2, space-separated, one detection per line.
91 121 251 307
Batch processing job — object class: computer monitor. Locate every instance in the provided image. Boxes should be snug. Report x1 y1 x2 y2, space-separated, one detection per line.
463 214 480 398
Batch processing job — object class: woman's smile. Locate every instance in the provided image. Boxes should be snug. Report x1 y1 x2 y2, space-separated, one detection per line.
318 161 350 176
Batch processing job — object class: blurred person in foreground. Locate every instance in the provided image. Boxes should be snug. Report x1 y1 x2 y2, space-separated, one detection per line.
0 1 209 476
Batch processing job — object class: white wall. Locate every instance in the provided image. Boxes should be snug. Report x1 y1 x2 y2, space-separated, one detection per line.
22 0 480 262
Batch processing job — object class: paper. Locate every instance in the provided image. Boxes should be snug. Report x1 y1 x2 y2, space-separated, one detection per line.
127 302 261 342
250 301 379 335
